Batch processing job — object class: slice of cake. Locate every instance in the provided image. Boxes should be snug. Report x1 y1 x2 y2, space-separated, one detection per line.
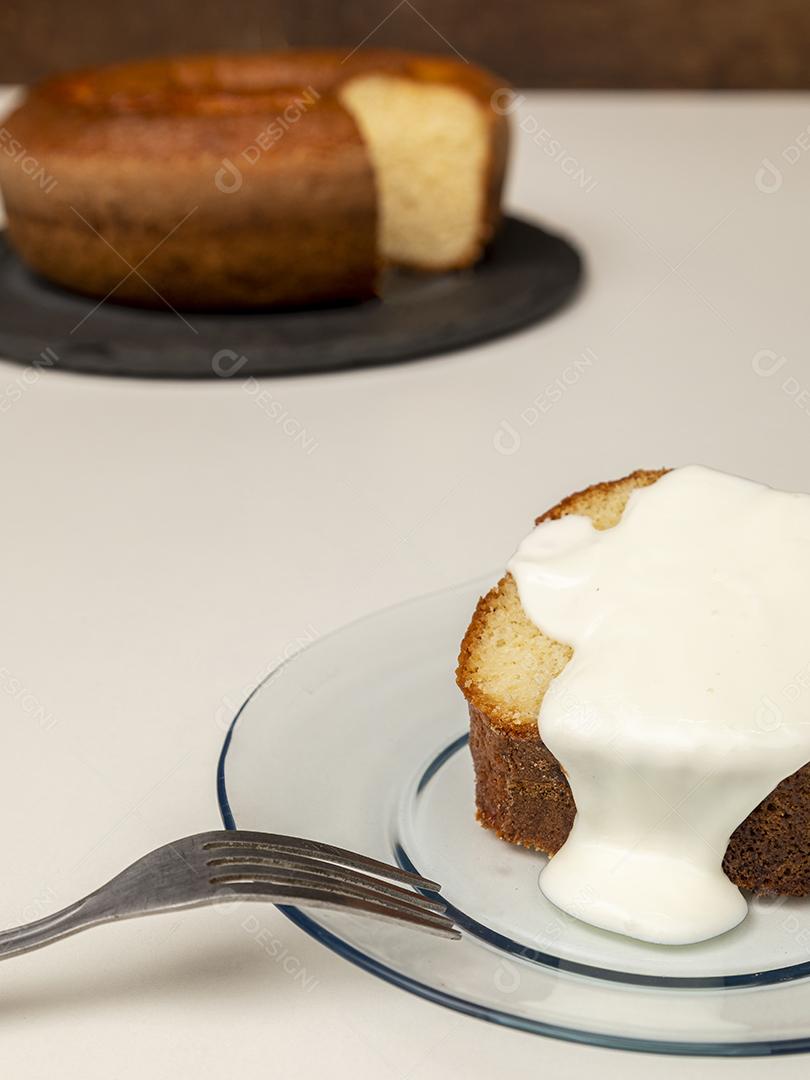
456 468 810 900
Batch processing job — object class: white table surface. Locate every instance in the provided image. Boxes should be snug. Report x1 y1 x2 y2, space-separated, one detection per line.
1 85 810 1076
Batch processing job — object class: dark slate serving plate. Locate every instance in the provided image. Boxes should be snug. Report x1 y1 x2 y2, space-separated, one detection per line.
0 216 582 378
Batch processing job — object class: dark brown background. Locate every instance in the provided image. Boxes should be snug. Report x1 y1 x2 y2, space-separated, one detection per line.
2 0 809 88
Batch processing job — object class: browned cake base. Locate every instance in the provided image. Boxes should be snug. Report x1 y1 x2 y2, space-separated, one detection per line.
459 470 810 897
470 701 810 895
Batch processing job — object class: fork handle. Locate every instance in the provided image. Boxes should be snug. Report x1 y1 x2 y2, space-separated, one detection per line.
0 894 108 959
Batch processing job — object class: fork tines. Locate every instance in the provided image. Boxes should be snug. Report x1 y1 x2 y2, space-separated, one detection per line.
201 831 459 939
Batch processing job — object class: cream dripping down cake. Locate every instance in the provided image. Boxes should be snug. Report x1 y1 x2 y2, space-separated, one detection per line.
456 466 810 944
0 50 509 310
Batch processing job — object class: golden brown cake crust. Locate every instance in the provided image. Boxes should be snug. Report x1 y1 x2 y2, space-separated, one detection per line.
457 469 810 896
457 469 667 732
0 50 508 310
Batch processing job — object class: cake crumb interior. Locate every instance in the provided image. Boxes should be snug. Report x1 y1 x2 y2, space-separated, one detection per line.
457 470 665 729
339 74 488 269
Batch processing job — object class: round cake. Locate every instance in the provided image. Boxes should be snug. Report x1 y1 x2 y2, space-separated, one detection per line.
0 50 510 310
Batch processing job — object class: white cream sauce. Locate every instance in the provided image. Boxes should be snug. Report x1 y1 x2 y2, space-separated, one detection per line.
508 466 810 944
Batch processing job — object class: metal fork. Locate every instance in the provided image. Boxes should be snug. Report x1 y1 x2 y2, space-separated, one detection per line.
0 830 459 960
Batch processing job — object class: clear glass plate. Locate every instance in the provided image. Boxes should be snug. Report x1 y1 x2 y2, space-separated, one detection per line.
217 578 810 1056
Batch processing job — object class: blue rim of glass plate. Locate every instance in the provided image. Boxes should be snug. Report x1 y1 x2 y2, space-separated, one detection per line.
215 582 810 1058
